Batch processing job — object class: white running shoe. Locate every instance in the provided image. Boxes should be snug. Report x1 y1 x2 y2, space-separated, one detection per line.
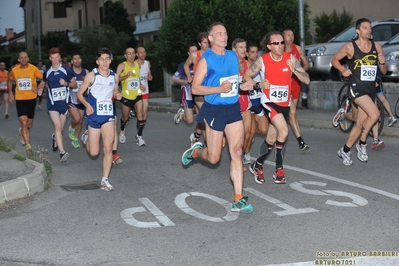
81 130 88 145
119 131 126 143
356 143 368 162
337 147 353 166
387 116 397 127
19 128 26 146
136 134 146 146
101 179 115 192
174 108 185 124
332 108 344 127
189 133 200 147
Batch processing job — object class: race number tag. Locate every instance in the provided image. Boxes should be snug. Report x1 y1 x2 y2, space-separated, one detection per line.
249 89 262 99
269 85 289 102
140 75 148 85
127 78 140 90
220 75 238 98
51 87 67 101
0 82 6 89
72 81 83 92
360 65 377 81
18 78 32 91
96 99 113 116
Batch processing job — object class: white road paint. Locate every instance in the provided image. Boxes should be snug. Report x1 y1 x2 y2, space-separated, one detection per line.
264 161 399 201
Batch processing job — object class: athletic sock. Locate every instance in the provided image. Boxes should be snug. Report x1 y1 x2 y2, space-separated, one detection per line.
234 194 243 202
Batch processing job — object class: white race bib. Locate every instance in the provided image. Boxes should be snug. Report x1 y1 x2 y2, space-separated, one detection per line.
51 87 67 101
360 65 377 81
220 75 239 98
96 99 113 116
18 78 32 91
0 82 6 89
127 78 140 90
72 81 83 92
269 84 289 102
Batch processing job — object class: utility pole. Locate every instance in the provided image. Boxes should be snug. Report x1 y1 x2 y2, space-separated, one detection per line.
36 0 42 60
298 0 305 49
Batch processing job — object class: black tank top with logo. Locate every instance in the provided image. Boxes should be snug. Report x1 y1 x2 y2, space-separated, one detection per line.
348 40 378 95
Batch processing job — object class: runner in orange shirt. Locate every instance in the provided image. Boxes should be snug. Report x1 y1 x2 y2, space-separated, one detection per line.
0 62 9 119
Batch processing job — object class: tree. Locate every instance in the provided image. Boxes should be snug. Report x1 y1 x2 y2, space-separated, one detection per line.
73 25 130 62
313 9 353 43
156 0 311 74
104 1 137 48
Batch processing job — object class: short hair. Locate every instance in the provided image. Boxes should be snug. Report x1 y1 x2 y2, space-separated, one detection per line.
187 43 197 52
207 22 225 36
260 31 283 52
96 47 112 59
71 52 81 58
355 18 371 29
196 32 208 43
49 47 60 55
232 38 246 49
246 42 259 53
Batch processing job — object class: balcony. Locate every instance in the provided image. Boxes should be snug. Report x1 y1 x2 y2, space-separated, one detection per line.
133 10 162 35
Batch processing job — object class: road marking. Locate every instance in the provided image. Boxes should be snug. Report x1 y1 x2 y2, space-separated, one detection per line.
175 192 239 222
264 161 399 201
244 187 319 216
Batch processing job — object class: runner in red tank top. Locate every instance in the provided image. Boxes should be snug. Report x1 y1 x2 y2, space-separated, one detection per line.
244 31 310 185
283 29 310 152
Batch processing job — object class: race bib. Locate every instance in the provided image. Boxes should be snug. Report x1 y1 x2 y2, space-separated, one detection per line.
0 82 6 89
220 75 239 98
249 89 262 99
18 78 32 91
96 99 113 116
72 81 83 92
140 75 148 84
127 78 140 90
51 87 67 101
269 84 289 102
360 65 377 81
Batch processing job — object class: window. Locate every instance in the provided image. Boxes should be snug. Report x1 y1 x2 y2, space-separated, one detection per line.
148 0 160 12
53 3 67 18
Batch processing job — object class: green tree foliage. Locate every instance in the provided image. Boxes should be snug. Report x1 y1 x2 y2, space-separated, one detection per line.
144 41 164 92
313 9 353 43
104 1 137 48
73 25 130 62
156 0 311 74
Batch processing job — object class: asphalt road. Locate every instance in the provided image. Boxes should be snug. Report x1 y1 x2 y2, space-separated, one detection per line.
0 106 398 266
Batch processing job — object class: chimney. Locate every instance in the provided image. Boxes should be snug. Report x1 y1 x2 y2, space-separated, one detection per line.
6 28 14 40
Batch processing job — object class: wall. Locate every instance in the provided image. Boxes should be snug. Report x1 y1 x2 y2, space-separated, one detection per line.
308 81 399 111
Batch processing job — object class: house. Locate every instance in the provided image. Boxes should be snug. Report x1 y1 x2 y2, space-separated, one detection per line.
0 28 25 49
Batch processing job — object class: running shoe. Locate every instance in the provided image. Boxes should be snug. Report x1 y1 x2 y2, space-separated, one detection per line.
273 168 286 184
60 151 69 162
372 139 385 150
249 163 265 184
387 116 397 127
174 108 184 124
332 108 344 127
129 110 136 119
19 128 25 146
51 133 57 152
299 142 310 152
136 134 146 146
101 179 115 192
231 196 254 214
71 139 80 148
5 113 9 119
189 133 200 146
112 153 123 165
243 153 252 165
81 130 88 145
337 147 353 166
68 125 76 141
356 143 368 162
119 131 126 143
182 142 203 165
222 137 226 148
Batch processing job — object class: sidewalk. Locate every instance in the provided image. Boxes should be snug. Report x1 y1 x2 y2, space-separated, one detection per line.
1 96 398 202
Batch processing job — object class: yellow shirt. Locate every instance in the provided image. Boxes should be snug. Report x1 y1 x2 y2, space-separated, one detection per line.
9 63 43 100
120 61 141 100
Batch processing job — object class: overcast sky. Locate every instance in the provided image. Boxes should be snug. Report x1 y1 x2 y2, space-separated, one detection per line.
0 0 25 34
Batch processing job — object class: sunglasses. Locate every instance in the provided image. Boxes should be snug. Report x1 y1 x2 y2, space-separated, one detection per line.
269 41 285 45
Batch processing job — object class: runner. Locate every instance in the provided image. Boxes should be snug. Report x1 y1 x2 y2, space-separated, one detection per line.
0 62 9 119
40 48 77 162
116 47 146 146
173 43 197 125
68 53 89 148
7 52 43 154
77 47 122 191
181 22 255 214
244 31 310 184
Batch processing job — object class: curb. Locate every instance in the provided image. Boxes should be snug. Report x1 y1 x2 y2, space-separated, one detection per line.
0 151 48 203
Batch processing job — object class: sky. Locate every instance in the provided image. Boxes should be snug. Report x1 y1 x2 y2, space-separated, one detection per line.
0 0 25 34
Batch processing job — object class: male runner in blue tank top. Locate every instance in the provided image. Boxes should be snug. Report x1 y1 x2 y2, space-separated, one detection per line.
181 22 255 214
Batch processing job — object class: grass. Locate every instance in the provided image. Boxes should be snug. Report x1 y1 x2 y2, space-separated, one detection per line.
0 137 14 152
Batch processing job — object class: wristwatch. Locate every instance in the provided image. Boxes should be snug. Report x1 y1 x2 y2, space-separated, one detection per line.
255 82 261 90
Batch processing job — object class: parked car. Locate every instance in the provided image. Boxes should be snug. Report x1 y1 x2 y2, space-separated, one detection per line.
382 33 399 81
305 19 399 80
